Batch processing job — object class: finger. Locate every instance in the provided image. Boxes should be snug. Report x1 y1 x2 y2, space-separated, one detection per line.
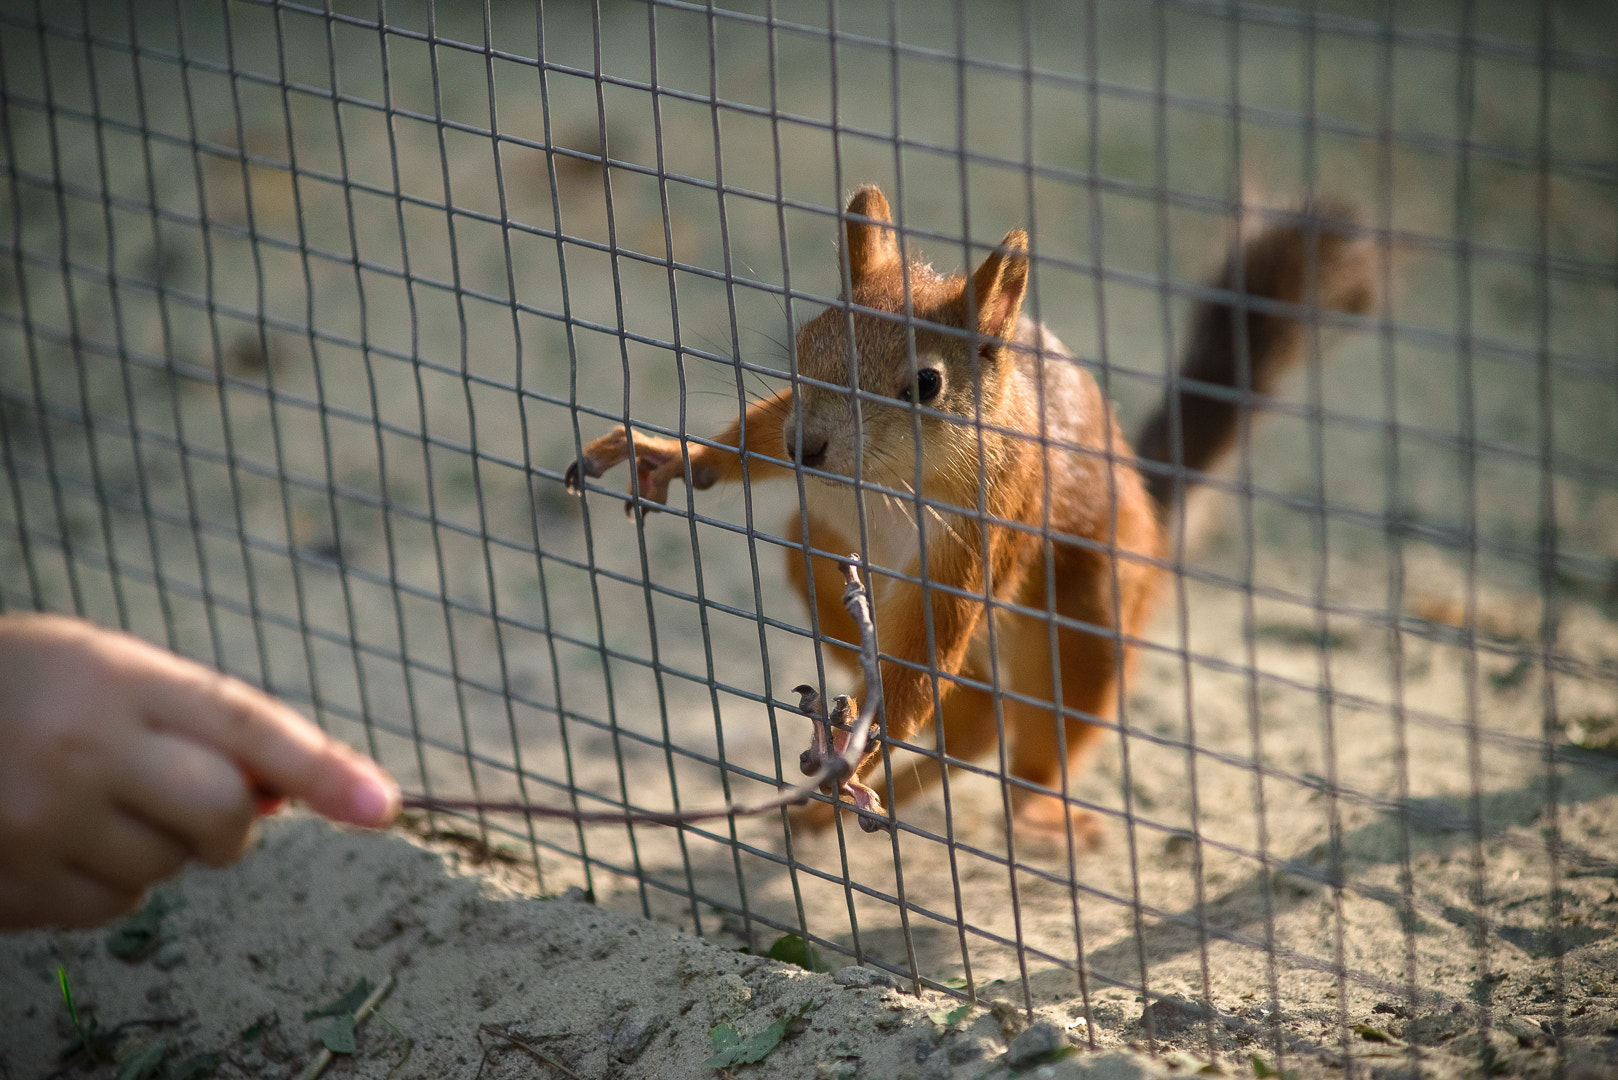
121 652 400 827
0 864 144 931
56 866 147 928
63 806 192 892
110 728 255 866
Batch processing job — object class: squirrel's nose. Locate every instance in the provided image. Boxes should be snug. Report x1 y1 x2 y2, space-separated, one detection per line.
792 436 828 470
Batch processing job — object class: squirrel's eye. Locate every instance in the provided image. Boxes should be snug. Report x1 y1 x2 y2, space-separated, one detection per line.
903 368 942 405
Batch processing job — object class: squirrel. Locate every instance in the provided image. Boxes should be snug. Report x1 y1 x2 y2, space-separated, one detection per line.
565 185 1374 843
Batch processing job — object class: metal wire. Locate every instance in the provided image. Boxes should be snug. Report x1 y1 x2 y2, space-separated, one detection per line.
2 1 1614 1073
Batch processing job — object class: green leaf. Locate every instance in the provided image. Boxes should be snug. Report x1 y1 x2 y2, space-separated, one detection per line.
927 1003 973 1029
115 1040 171 1080
57 964 104 1057
1250 1056 1299 1080
57 966 81 1030
162 1051 221 1080
703 1021 781 1069
320 1015 358 1055
765 933 828 973
706 1023 741 1057
703 1003 814 1069
304 979 372 1020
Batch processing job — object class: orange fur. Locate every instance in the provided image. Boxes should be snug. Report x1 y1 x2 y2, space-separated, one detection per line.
566 186 1373 843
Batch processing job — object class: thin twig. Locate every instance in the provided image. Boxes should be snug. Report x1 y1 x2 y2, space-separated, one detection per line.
295 974 396 1080
477 1024 589 1080
400 560 887 830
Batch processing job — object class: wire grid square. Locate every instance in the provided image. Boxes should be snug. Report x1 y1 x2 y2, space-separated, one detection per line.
1 0 1616 1069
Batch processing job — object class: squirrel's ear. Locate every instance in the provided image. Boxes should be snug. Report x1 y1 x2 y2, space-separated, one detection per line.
842 185 898 287
971 229 1029 347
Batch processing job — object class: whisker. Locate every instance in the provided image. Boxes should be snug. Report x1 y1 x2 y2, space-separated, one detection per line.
899 476 971 552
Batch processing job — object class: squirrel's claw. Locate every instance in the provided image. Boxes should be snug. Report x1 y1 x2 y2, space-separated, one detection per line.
794 684 828 776
792 683 822 714
788 679 887 833
563 458 592 496
824 694 859 758
796 690 859 785
565 434 624 496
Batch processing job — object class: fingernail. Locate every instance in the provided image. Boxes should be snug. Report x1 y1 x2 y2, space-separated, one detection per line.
351 771 402 826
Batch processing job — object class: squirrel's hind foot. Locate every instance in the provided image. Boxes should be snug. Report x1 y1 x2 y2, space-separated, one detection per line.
1010 790 1106 851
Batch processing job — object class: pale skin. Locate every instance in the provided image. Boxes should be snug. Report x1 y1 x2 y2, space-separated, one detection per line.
0 613 401 931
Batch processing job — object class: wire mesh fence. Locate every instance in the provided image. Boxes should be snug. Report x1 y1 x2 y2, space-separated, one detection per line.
2 0 1615 1073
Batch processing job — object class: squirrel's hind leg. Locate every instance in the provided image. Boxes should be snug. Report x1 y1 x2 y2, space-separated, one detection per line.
1001 553 1139 849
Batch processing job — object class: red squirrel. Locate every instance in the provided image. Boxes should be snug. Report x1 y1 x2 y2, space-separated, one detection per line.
566 186 1374 842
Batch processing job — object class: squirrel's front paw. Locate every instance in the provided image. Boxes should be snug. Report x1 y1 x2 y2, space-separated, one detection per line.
563 428 632 494
565 429 683 514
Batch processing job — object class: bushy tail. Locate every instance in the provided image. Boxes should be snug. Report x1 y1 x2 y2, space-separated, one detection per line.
1134 205 1376 515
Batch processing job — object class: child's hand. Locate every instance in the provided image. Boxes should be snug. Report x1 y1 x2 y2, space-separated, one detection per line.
0 613 401 930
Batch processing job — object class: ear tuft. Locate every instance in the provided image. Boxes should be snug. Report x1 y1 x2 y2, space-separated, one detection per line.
971 229 1030 348
842 185 898 288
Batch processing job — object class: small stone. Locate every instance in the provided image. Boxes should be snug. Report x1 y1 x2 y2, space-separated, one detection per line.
918 1048 954 1080
1162 1050 1206 1071
1568 1008 1618 1038
153 944 187 971
947 1034 1000 1064
353 903 423 950
1498 1015 1544 1046
705 973 752 1021
1401 1012 1467 1046
1088 1050 1158 1078
1271 869 1319 898
1163 832 1194 859
1445 1028 1518 1064
833 966 897 990
1004 1021 1067 1070
1139 995 1217 1037
989 998 1028 1039
613 1008 666 1063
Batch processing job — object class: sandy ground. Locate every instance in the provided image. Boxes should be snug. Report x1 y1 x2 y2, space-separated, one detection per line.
0 810 1615 1079
0 815 1182 1080
2 1 1617 1078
